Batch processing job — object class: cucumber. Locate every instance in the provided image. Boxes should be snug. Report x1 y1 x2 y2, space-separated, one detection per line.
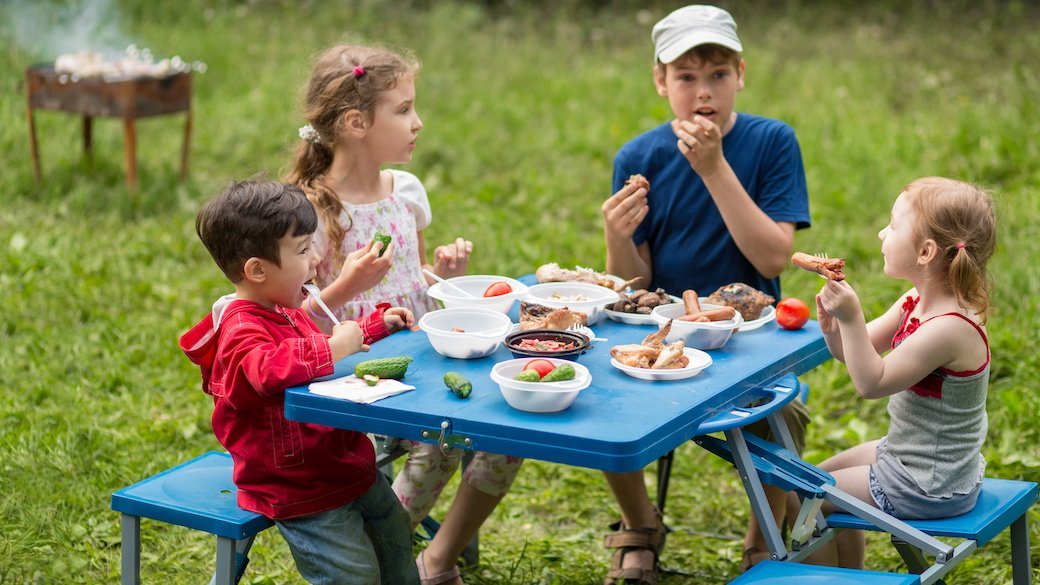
362 374 380 386
513 370 541 382
354 356 412 380
372 231 392 257
443 372 472 398
540 363 576 382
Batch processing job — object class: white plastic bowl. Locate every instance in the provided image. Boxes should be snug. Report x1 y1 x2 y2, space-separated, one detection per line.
650 302 744 350
611 347 713 381
418 307 513 359
524 282 621 325
490 358 592 413
426 275 528 314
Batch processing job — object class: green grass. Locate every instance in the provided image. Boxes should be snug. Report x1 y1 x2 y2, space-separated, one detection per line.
2 1 1040 583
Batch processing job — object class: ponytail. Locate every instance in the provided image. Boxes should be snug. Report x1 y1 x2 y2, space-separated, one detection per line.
284 139 350 268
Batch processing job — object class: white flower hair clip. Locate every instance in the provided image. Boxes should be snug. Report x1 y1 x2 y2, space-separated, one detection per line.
298 124 322 145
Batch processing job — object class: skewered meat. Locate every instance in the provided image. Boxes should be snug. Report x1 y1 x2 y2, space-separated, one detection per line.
791 252 846 281
705 283 776 320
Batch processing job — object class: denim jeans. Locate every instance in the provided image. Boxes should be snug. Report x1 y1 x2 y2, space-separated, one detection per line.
275 474 419 585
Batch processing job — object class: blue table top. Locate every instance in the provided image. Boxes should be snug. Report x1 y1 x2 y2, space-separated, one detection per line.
285 301 830 472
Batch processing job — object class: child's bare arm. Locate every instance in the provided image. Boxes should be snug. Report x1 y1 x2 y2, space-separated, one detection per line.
672 117 795 277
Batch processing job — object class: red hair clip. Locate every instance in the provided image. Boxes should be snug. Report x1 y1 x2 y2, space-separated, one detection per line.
353 66 365 78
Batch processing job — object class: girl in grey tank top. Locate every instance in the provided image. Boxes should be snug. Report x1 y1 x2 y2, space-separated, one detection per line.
805 177 996 569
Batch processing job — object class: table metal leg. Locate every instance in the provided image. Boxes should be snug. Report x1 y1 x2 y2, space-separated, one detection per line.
725 427 787 560
119 513 141 585
214 536 237 585
1010 514 1031 585
209 536 254 585
122 116 137 191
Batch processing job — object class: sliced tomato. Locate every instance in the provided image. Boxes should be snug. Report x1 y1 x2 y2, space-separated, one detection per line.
522 359 556 379
483 281 513 297
776 298 810 330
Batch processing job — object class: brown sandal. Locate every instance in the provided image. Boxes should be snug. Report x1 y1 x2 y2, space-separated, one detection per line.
739 547 772 573
603 507 666 585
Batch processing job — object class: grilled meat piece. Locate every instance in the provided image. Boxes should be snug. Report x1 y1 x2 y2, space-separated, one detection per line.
705 283 775 321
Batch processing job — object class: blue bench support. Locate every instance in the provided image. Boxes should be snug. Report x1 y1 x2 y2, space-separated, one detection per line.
826 478 1038 585
729 560 921 584
111 452 273 585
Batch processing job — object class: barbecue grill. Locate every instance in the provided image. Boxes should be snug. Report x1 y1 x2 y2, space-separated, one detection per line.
26 64 192 191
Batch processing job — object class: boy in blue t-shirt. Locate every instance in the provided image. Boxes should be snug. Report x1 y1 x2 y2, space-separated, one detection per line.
600 5 811 582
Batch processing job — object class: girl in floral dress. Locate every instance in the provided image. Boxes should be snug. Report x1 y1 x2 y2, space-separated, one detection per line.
285 44 522 585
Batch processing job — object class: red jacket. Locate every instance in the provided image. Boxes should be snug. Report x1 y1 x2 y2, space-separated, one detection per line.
180 297 391 519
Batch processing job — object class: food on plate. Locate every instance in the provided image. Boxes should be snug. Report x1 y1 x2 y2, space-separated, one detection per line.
611 288 671 314
371 231 392 257
354 356 413 380
681 290 702 315
522 359 557 379
677 306 737 322
519 301 588 331
624 173 650 191
482 281 513 297
515 337 577 352
705 283 776 320
534 262 641 292
776 298 811 330
550 293 589 301
443 372 473 398
791 252 846 281
609 321 689 370
451 327 466 333
513 370 542 382
540 363 576 382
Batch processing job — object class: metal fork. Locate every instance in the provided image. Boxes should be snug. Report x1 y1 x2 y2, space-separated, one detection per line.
814 252 829 278
566 323 607 342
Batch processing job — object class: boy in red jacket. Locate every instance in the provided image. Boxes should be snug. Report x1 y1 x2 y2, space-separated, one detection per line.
180 180 419 584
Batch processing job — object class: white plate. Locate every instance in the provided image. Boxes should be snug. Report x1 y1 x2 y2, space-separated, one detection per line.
610 347 713 381
605 295 682 325
737 305 777 332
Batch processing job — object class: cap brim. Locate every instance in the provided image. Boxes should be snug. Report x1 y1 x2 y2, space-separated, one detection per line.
656 32 743 64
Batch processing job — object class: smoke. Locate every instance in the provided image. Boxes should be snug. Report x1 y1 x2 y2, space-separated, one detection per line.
2 0 137 61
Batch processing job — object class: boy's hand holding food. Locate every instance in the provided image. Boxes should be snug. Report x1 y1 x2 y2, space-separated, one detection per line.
382 307 414 333
602 174 650 241
673 115 724 176
432 237 473 276
329 320 370 361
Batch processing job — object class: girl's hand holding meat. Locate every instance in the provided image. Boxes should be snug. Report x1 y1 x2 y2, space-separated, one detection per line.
816 278 863 323
673 116 724 176
601 176 650 242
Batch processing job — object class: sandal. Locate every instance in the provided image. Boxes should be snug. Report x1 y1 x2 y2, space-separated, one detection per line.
739 547 772 573
603 507 666 585
416 550 461 585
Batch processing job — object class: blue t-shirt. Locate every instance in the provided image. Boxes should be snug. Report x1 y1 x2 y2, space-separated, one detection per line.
612 113 810 301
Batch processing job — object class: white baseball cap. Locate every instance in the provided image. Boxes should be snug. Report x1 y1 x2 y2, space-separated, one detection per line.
652 5 743 64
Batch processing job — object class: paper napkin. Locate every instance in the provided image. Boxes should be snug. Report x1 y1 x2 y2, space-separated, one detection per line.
308 375 415 404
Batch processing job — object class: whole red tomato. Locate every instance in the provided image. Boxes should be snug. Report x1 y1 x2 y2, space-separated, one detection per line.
483 281 513 297
776 298 810 330
522 359 556 379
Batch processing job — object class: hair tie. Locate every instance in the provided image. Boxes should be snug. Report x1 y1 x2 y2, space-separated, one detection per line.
298 124 321 145
955 242 966 250
353 65 366 78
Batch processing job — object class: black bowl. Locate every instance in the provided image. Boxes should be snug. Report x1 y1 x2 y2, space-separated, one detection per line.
503 329 590 361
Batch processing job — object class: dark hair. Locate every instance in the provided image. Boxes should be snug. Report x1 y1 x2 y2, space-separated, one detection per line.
284 44 419 267
196 180 318 283
903 177 997 324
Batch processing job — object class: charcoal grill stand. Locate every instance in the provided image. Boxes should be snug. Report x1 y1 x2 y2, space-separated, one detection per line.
26 65 192 191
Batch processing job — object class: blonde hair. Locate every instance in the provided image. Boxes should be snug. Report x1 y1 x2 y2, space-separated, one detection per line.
284 44 419 266
903 177 997 323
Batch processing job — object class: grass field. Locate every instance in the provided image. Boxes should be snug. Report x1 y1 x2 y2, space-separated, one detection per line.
2 1 1039 583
